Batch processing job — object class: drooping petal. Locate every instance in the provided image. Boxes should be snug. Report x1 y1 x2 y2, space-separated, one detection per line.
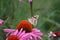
21 33 30 39
3 29 15 33
32 28 41 33
17 28 23 36
19 31 25 38
11 30 18 35
32 28 43 36
29 33 37 40
6 32 10 37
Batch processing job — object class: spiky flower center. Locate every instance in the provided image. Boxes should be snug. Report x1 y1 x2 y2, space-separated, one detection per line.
7 35 19 40
16 20 33 33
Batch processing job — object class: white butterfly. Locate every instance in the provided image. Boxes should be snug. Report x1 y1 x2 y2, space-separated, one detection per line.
28 15 39 26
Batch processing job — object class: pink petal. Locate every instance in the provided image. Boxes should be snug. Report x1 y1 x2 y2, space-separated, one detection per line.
29 33 37 40
17 28 23 36
6 38 8 40
3 29 15 33
32 28 41 32
21 33 30 38
6 33 10 37
11 30 18 35
19 31 25 38
32 28 43 36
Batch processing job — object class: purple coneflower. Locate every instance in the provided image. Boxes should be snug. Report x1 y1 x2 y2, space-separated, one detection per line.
16 20 43 40
4 20 43 40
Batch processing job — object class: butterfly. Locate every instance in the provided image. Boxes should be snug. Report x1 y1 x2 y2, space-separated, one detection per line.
28 15 39 26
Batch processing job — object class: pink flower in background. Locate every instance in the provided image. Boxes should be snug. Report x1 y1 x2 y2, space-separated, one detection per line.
19 0 32 2
19 0 22 2
48 31 56 38
28 0 32 2
53 31 60 36
0 19 4 25
48 31 60 38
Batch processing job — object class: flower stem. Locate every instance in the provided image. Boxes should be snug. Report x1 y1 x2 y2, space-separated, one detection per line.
30 1 33 17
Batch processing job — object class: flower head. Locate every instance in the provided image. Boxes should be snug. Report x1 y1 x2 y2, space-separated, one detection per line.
16 20 43 40
4 19 43 40
0 19 4 25
16 20 33 33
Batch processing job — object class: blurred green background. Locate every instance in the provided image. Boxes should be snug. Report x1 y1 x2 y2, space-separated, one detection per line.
0 0 60 40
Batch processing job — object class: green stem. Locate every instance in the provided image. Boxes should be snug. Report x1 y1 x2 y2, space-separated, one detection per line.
30 2 33 17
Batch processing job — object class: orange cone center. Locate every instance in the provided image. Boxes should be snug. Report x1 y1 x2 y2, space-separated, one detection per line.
7 35 19 40
16 20 33 33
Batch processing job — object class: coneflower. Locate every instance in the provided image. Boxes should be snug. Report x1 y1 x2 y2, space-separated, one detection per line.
16 20 43 40
4 19 43 40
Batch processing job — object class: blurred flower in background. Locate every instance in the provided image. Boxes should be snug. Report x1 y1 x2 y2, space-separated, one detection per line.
28 0 32 2
48 31 60 38
53 32 60 37
19 0 32 2
19 0 22 2
48 31 56 38
0 19 4 25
